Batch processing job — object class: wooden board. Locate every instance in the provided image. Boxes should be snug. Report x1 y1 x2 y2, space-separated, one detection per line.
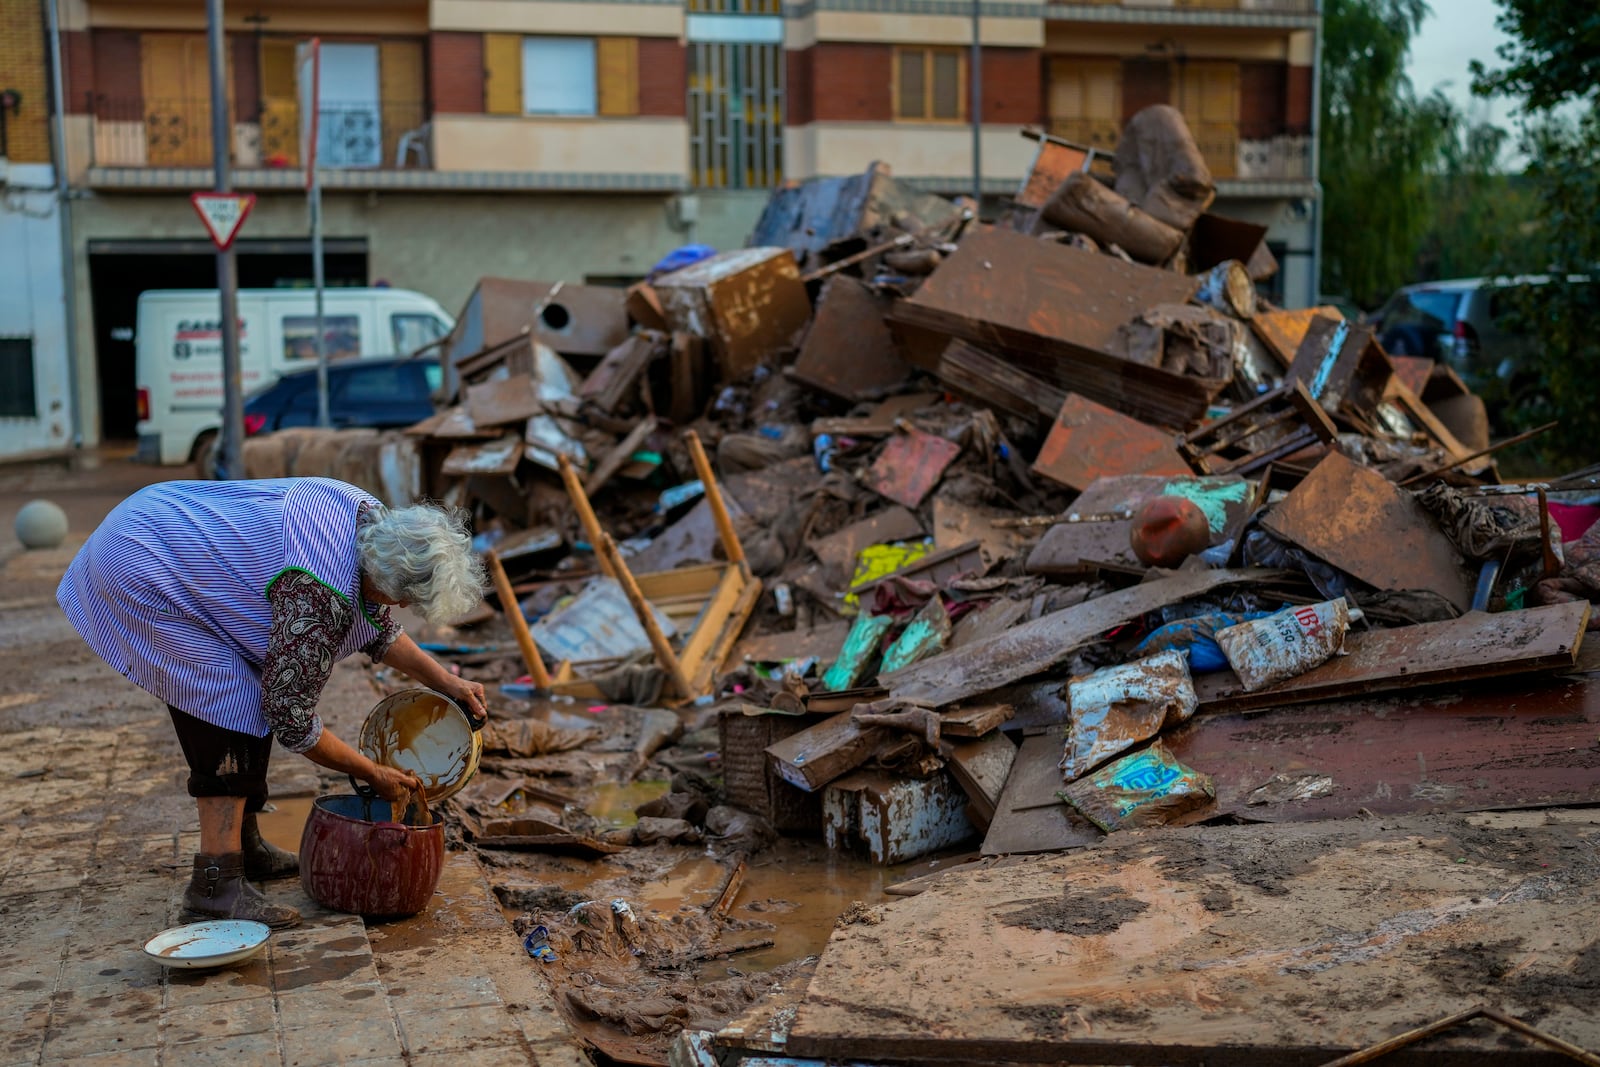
939 702 1016 738
1250 305 1342 368
1194 601 1590 713
583 416 656 496
883 568 1284 709
808 507 924 575
765 712 892 793
931 497 1031 565
1261 452 1474 613
948 732 1018 829
465 373 543 428
729 621 853 666
788 810 1600 1064
1169 670 1600 823
980 732 1101 856
811 393 943 437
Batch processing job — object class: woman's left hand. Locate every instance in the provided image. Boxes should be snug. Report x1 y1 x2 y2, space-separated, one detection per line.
439 674 488 726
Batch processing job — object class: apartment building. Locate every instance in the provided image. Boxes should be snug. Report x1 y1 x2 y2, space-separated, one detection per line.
0 0 74 458
36 0 1318 450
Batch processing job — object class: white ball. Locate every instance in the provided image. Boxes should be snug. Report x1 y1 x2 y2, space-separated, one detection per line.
15 499 68 550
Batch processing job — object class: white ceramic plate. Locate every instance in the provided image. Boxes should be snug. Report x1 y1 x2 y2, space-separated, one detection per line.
143 920 270 969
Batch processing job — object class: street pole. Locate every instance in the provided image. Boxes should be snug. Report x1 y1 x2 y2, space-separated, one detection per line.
308 39 329 428
970 0 982 214
206 0 245 479
312 174 329 427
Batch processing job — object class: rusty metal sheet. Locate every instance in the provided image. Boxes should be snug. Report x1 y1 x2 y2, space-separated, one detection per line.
465 373 542 428
440 434 522 477
445 277 629 367
867 426 961 509
578 333 660 414
981 731 1102 856
1390 353 1435 398
1249 305 1343 369
653 247 812 380
1170 670 1600 822
884 567 1284 708
1016 136 1093 210
890 229 1215 427
1031 393 1193 492
790 276 909 403
1261 451 1474 612
1194 600 1589 713
807 506 924 580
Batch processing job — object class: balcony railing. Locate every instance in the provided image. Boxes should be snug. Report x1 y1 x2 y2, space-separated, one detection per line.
1054 0 1316 12
89 96 430 171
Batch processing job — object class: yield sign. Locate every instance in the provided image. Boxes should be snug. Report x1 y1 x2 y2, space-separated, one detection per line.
190 192 257 251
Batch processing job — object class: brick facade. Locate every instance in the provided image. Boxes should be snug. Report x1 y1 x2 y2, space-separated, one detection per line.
0 0 52 162
786 48 813 127
637 37 685 118
980 47 1042 126
810 43 893 123
429 31 484 115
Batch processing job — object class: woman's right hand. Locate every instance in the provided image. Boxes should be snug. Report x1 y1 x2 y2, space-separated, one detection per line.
364 763 424 804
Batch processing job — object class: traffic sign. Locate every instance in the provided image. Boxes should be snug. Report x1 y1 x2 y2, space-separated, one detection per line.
190 192 257 251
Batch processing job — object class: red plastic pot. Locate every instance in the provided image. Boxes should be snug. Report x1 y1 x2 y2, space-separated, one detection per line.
298 794 444 919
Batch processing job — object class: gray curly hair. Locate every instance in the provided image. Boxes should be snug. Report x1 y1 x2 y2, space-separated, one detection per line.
356 503 486 624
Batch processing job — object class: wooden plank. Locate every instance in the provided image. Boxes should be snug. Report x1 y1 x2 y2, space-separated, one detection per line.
811 393 943 438
765 712 892 793
634 563 724 600
730 621 853 665
788 811 1600 1064
1261 452 1474 613
583 416 656 497
939 702 1016 738
948 732 1018 830
931 497 1031 565
1194 602 1589 713
466 373 541 428
680 567 763 697
883 568 1283 708
979 731 1101 857
1170 671 1600 823
1250 305 1342 368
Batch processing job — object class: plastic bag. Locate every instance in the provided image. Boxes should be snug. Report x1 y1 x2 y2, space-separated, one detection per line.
1060 651 1198 781
1215 598 1355 691
1059 741 1215 832
1132 610 1272 673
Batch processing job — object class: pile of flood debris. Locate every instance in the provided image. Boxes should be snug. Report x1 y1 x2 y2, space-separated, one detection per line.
295 109 1600 1066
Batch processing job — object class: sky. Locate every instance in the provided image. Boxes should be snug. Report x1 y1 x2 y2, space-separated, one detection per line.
1405 0 1520 134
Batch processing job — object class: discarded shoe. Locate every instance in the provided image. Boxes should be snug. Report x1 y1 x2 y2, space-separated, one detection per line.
180 852 299 929
241 811 299 880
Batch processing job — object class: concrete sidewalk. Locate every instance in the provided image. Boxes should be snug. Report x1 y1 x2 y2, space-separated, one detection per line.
0 517 587 1065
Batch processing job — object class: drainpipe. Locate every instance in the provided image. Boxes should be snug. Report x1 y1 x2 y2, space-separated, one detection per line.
45 0 83 449
1308 0 1324 308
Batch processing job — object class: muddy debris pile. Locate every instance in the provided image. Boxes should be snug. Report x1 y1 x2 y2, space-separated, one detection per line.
283 111 1600 1066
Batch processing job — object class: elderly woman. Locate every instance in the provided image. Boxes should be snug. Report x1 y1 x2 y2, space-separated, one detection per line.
57 477 488 930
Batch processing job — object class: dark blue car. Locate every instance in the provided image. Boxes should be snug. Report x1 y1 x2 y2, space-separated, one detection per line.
243 357 442 436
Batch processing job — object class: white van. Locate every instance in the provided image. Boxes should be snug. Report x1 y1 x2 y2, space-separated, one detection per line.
135 287 453 466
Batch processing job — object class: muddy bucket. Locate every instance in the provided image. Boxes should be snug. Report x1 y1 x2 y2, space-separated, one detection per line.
298 794 444 919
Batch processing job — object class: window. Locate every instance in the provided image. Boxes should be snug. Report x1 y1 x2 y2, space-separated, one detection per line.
895 48 964 122
523 37 597 116
0 338 38 419
283 314 362 362
336 364 427 405
391 313 448 355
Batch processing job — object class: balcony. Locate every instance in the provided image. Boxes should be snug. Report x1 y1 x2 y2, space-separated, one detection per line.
1045 0 1318 29
87 95 434 188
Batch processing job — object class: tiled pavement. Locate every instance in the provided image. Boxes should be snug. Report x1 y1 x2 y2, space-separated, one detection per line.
0 538 589 1066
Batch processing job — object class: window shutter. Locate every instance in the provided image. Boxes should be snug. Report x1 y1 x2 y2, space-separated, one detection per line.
484 33 522 115
597 37 638 116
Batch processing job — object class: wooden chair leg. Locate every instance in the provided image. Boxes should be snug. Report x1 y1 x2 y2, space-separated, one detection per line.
596 532 694 700
558 453 616 580
684 430 746 569
485 549 551 689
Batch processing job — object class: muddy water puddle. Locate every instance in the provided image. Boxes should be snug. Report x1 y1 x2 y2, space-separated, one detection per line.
584 779 671 828
256 796 315 852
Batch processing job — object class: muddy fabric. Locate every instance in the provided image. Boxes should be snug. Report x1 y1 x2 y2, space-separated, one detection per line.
167 706 273 808
1534 519 1600 608
717 432 806 475
633 817 703 846
1417 484 1560 565
1112 105 1216 232
481 718 599 758
591 663 667 706
1041 173 1184 265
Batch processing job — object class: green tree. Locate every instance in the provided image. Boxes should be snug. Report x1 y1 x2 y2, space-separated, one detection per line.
1320 0 1455 308
1471 0 1600 464
1416 111 1540 282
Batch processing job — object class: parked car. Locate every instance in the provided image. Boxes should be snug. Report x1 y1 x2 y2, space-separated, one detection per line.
136 286 452 467
242 356 442 437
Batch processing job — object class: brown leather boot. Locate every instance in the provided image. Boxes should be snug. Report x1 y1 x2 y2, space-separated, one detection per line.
241 812 299 881
181 852 300 929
